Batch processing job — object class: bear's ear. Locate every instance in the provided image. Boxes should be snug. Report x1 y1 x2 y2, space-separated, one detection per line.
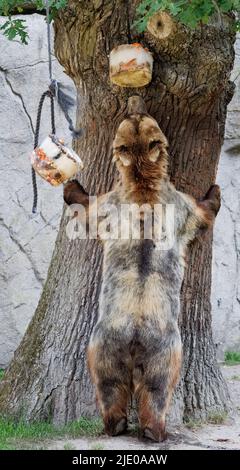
160 131 169 150
113 153 131 167
119 155 131 166
113 144 132 166
148 140 161 162
148 133 169 163
149 151 160 163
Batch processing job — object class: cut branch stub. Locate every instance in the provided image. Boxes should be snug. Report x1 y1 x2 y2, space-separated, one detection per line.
147 11 176 40
127 95 148 115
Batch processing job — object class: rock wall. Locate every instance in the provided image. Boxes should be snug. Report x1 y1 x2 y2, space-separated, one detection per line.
0 15 72 368
0 15 239 367
211 35 240 360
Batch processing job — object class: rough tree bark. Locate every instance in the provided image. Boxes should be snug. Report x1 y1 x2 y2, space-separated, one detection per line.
0 1 236 425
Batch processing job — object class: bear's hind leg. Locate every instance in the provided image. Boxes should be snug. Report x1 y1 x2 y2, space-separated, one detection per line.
134 340 182 442
88 341 131 436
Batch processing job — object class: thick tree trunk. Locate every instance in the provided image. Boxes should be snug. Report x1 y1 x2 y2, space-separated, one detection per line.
0 1 236 425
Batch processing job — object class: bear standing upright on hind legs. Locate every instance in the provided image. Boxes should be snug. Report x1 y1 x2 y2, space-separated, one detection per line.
64 95 221 442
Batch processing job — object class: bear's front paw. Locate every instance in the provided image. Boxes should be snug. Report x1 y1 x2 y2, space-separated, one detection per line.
64 180 88 206
204 184 221 215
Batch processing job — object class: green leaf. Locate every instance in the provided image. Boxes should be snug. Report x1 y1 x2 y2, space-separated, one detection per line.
233 0 240 10
136 0 151 15
218 0 233 12
0 0 68 43
134 0 239 32
168 2 182 15
0 20 10 31
0 17 29 44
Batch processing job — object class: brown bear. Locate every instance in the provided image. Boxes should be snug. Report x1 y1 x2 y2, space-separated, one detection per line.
64 95 221 442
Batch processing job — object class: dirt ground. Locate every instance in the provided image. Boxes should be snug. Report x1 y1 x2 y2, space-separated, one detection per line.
48 365 240 451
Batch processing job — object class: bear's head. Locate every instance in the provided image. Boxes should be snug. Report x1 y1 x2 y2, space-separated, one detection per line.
113 96 169 191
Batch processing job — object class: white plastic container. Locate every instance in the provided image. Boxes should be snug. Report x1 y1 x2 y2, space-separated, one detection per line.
109 43 153 88
31 135 84 186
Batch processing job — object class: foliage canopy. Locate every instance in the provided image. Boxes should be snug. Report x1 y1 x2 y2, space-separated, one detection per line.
134 0 240 31
0 1 68 43
0 1 240 44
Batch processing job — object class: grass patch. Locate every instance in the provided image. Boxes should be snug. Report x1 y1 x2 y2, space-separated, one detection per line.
0 416 103 450
231 375 240 381
224 351 240 366
0 369 4 380
184 411 227 429
207 412 227 425
63 442 76 450
91 442 105 450
184 417 203 430
64 417 103 438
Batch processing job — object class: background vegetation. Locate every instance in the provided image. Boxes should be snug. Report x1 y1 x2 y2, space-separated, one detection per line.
1 0 240 44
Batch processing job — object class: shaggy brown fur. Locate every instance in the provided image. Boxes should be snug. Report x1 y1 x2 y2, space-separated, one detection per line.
64 102 220 442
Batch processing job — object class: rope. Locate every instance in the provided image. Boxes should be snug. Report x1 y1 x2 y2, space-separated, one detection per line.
45 0 53 81
44 0 81 139
50 94 56 135
31 0 82 213
32 90 55 213
50 80 83 139
31 0 55 214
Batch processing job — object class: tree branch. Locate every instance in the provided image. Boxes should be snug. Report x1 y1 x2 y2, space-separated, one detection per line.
211 0 223 27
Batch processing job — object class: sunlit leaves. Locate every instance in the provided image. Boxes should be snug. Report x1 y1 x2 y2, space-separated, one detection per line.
0 0 240 43
0 0 68 43
0 17 28 43
134 0 240 32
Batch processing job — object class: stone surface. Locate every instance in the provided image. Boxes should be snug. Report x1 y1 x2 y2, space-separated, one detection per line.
0 15 239 367
211 35 240 360
0 15 74 368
